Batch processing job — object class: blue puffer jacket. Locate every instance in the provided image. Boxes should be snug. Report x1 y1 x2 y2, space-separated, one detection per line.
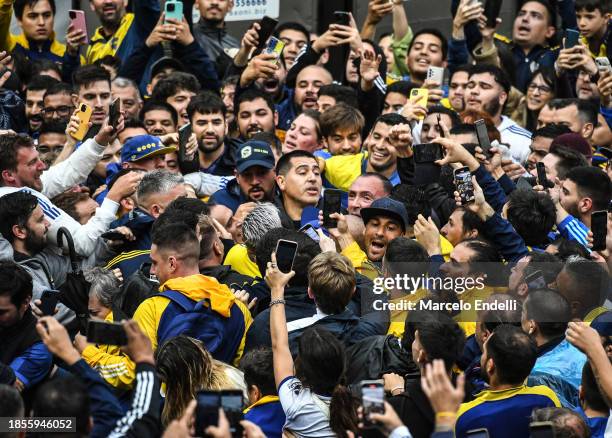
531 338 586 392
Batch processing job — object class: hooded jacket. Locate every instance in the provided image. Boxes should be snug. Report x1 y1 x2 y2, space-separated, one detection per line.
134 274 252 366
193 20 240 77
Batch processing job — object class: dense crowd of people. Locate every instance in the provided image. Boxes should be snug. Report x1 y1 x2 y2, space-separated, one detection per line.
0 0 611 436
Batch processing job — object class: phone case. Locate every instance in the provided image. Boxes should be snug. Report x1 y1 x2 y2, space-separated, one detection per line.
410 89 429 119
164 0 183 22
69 10 88 44
595 57 612 73
427 66 444 85
72 104 92 141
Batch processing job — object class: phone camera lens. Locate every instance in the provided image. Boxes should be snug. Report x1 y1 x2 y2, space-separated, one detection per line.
81 104 86 111
168 4 175 11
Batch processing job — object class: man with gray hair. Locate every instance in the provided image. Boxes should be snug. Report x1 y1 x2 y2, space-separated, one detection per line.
224 202 282 279
111 77 143 121
105 170 187 279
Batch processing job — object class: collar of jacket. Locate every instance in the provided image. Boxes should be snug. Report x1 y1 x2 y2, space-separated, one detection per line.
536 335 565 357
13 33 64 55
197 19 228 36
161 274 235 317
90 12 134 44
243 395 280 414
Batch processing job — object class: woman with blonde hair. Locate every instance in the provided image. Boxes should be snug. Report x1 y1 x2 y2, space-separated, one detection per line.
155 335 247 425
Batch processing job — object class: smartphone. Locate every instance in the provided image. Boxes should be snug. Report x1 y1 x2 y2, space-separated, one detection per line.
466 429 490 438
426 66 444 86
591 210 608 251
334 11 351 25
299 224 320 243
536 162 550 188
101 231 129 241
220 390 244 437
86 320 128 346
255 16 279 52
68 10 88 44
474 119 492 157
410 88 429 118
263 36 285 65
195 391 220 434
565 29 580 49
178 123 192 162
323 189 343 229
361 380 385 427
164 0 183 22
516 176 536 190
72 103 92 141
525 270 547 291
275 240 298 274
109 97 120 129
454 166 475 204
39 289 60 316
413 143 443 164
484 0 502 28
529 422 555 438
595 57 612 74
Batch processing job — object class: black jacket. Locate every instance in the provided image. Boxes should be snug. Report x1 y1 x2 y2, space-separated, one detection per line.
180 137 242 176
200 265 253 289
345 335 419 385
193 20 240 77
388 378 436 438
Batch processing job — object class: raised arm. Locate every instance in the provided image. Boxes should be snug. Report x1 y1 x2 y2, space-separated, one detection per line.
267 252 296 388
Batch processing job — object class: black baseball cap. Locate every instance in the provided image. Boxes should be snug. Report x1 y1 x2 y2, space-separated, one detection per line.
151 57 186 80
235 141 275 174
360 197 409 232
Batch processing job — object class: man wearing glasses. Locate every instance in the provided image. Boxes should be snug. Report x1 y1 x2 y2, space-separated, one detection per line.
42 82 74 125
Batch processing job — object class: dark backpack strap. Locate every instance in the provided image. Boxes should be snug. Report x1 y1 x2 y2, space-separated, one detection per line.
155 290 196 312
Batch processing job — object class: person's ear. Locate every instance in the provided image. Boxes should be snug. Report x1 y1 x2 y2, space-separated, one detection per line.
169 255 178 273
12 224 27 240
307 287 315 300
1 169 16 186
583 122 594 141
545 25 556 40
275 174 285 190
274 110 279 128
417 349 428 365
150 204 163 218
579 197 593 214
71 93 79 108
213 238 224 257
527 319 536 336
578 385 584 402
486 357 495 376
499 90 508 108
120 197 135 212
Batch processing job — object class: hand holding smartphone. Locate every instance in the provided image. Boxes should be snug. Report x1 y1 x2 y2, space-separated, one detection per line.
475 119 492 158
323 189 343 229
275 240 298 273
87 320 128 345
68 10 88 44
361 380 385 428
39 289 60 316
178 123 192 162
591 210 608 251
109 98 121 129
454 167 475 204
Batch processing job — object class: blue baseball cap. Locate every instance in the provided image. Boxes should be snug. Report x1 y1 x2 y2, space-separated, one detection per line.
121 134 176 163
235 141 275 174
360 197 409 232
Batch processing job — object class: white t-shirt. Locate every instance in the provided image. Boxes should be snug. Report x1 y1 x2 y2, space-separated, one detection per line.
278 376 335 437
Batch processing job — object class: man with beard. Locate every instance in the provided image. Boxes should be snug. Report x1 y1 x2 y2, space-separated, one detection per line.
0 261 52 395
188 92 239 176
86 0 159 66
193 0 240 76
36 122 66 168
24 76 58 136
209 141 277 214
360 197 408 266
42 82 74 125
0 191 95 326
71 66 113 138
465 64 532 164
454 325 560 438
323 113 410 191
525 124 573 172
236 88 278 141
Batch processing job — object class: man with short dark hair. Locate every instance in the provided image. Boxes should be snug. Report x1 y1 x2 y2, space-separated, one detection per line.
24 75 58 135
402 28 448 86
382 81 412 115
140 100 178 137
42 82 74 125
549 98 599 144
72 65 113 134
556 258 609 322
235 88 278 140
455 325 561 438
275 150 322 229
504 189 556 248
275 22 309 69
386 310 466 438
36 121 66 167
0 0 84 81
187 92 238 176
151 72 201 125
209 141 277 214
440 207 484 247
466 64 532 163
560 166 611 229
0 261 52 394
530 144 590 182
507 252 562 299
526 124 573 171
192 0 240 76
240 347 286 438
317 84 359 113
